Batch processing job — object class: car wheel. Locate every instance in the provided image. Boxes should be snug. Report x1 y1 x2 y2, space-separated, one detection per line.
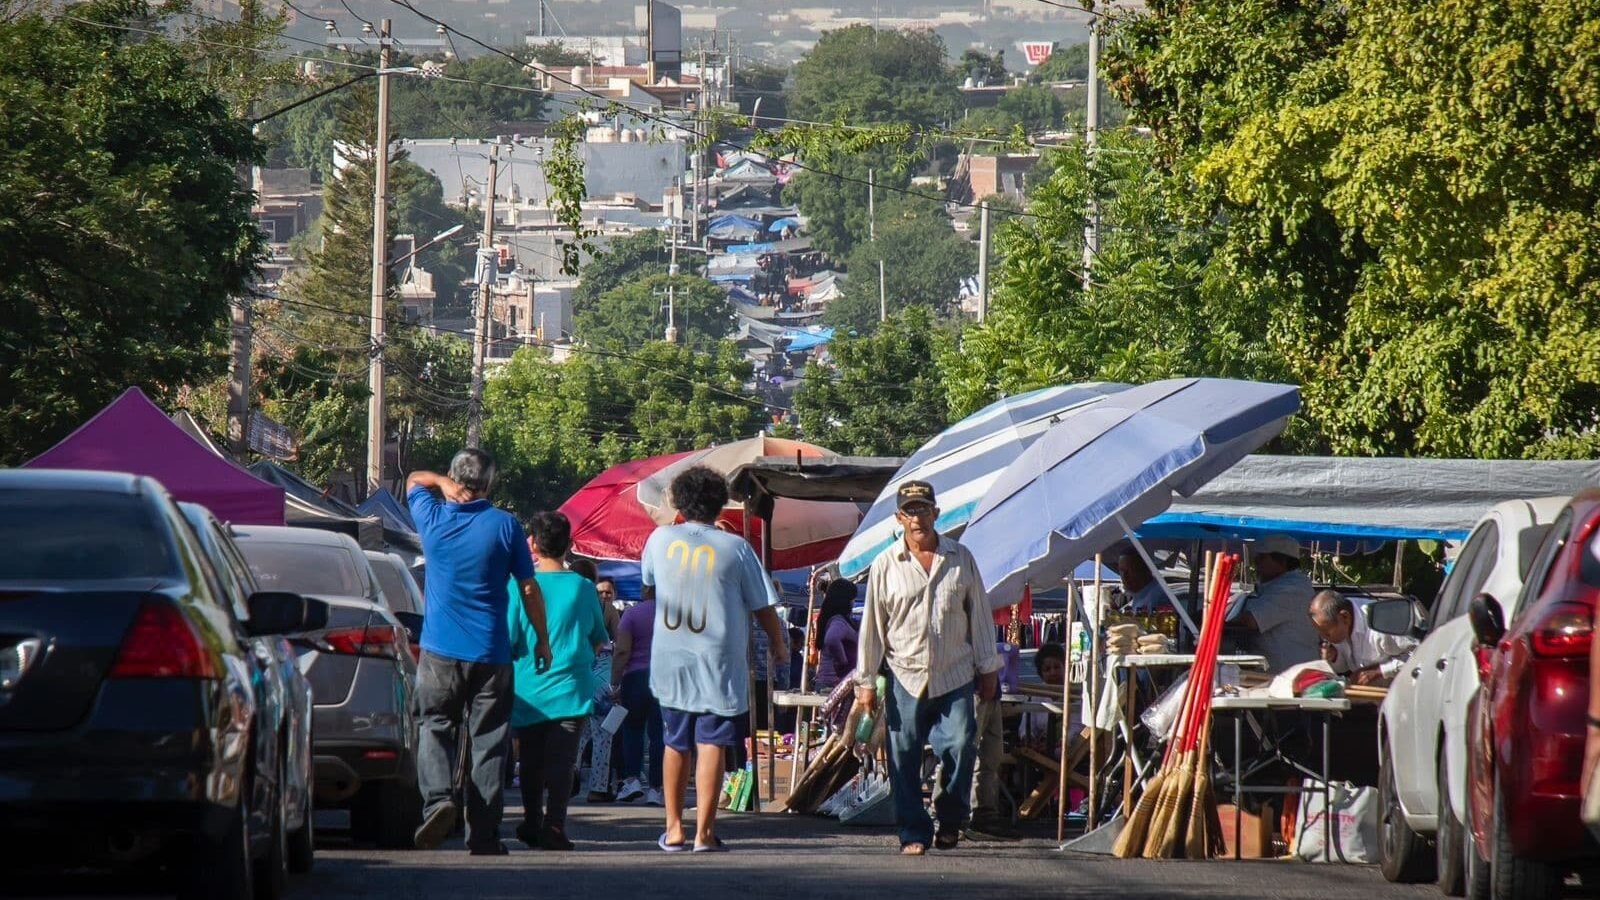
367 777 424 850
1379 746 1436 883
253 767 289 900
1437 751 1466 896
1490 771 1562 900
178 794 252 900
287 782 315 875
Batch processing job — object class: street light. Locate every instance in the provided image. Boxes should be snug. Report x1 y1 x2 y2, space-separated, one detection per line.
387 224 465 270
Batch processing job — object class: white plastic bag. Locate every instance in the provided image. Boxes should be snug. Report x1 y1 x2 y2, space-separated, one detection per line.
1295 780 1379 863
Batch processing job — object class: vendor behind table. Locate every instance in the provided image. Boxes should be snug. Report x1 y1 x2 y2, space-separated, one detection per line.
1307 590 1417 687
1224 535 1321 674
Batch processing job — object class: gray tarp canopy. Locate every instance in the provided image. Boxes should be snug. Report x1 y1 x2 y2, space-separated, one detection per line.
1138 455 1600 543
728 455 905 505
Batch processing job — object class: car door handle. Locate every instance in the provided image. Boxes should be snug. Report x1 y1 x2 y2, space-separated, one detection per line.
1436 658 1448 671
1411 667 1422 679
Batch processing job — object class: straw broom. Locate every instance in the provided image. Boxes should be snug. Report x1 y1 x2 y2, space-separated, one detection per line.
1183 713 1215 858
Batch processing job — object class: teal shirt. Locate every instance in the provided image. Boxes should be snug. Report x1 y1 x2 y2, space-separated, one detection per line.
507 570 610 727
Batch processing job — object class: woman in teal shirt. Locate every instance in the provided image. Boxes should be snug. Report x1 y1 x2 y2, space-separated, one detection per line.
508 511 609 850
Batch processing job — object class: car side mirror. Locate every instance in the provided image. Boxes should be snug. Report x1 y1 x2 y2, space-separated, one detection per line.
245 591 329 636
1366 598 1422 638
393 611 424 645
1468 593 1506 647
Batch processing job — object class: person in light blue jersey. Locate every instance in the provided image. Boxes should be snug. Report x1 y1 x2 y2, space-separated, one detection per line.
641 465 788 854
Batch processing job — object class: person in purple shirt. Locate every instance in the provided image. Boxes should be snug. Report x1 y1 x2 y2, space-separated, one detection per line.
611 590 663 805
814 579 859 692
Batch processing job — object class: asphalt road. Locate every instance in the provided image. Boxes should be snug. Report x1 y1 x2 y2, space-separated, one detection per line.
15 792 1452 900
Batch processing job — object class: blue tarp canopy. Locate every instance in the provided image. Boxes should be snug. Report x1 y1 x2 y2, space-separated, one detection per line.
1137 455 1600 545
358 488 417 534
709 271 756 284
768 216 802 232
707 215 763 241
726 241 776 254
725 285 760 303
783 327 835 352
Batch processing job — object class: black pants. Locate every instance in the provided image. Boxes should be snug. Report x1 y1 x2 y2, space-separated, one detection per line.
416 654 512 849
518 719 585 832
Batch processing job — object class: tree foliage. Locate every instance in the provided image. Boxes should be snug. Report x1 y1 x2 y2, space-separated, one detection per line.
796 305 953 456
575 274 734 352
483 342 767 518
572 229 701 315
788 26 961 129
784 150 912 261
0 0 261 464
1031 42 1089 83
825 195 977 335
1105 0 1600 458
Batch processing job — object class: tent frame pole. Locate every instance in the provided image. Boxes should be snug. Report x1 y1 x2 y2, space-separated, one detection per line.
1115 513 1199 637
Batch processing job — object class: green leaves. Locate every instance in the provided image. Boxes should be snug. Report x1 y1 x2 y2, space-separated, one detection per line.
575 274 735 352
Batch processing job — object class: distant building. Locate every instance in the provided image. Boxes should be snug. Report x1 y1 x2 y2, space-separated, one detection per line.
401 137 689 218
486 272 576 358
252 167 322 285
948 152 1041 204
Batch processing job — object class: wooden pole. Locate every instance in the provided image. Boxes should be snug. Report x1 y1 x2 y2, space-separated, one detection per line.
1057 577 1078 842
1088 553 1103 827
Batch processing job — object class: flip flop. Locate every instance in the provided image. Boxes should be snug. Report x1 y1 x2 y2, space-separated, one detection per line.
658 832 689 853
692 836 729 853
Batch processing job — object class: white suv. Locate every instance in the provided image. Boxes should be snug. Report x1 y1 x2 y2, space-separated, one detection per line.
1378 497 1568 893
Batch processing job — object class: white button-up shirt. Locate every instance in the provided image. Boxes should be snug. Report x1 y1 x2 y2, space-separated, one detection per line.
1330 598 1419 680
856 535 1002 700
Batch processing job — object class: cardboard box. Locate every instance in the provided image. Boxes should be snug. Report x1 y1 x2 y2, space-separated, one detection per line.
1218 802 1276 859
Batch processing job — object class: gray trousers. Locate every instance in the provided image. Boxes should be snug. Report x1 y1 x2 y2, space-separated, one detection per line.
970 696 1005 819
416 652 512 849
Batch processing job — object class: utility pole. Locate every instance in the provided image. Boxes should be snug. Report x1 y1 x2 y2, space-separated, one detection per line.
645 0 656 85
538 0 545 37
665 207 680 342
878 259 887 322
228 0 262 457
467 144 500 448
1082 20 1101 290
364 18 393 498
977 201 990 320
868 168 876 240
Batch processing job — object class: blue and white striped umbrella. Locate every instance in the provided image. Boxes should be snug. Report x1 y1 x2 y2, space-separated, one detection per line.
836 382 1131 579
962 378 1302 604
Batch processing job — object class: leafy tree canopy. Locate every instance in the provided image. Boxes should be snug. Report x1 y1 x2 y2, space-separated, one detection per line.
824 195 977 335
789 26 961 129
575 274 734 352
1031 42 1089 83
784 149 912 261
572 229 701 315
483 342 766 518
0 0 261 464
797 305 953 456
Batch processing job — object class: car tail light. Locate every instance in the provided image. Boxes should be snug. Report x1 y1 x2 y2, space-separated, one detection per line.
1475 645 1495 681
319 624 404 659
1531 603 1594 658
110 601 219 679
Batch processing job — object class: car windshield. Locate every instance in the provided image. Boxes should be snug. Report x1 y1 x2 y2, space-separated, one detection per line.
237 541 364 597
0 489 175 581
369 560 415 613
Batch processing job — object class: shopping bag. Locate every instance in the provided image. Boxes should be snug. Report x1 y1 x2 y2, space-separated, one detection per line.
1582 753 1600 840
1294 780 1378 863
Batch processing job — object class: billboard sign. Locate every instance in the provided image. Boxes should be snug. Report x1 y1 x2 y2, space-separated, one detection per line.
1020 41 1056 67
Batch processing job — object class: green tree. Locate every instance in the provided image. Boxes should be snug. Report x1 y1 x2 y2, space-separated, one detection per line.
824 195 977 335
940 134 1288 420
572 229 701 315
958 48 1009 86
575 274 734 352
789 26 961 129
784 150 912 260
736 61 789 126
0 0 261 464
1105 0 1600 458
1031 42 1089 83
796 305 953 456
483 342 766 518
527 42 597 67
997 85 1066 132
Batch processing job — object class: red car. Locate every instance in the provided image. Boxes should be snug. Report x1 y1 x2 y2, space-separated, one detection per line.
1464 490 1600 899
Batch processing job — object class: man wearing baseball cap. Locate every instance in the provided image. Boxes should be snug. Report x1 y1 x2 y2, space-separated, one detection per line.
1229 534 1320 672
854 480 1001 856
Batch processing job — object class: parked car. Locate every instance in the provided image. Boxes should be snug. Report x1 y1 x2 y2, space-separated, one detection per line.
233 526 422 848
1463 490 1600 899
0 470 326 898
1378 496 1568 891
177 502 317 882
365 550 426 662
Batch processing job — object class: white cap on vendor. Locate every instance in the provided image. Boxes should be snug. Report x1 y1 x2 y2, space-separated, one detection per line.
1255 534 1302 559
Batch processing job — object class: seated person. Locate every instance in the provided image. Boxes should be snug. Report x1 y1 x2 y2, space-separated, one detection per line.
1227 534 1321 673
1117 550 1171 614
1020 644 1067 748
1309 590 1419 687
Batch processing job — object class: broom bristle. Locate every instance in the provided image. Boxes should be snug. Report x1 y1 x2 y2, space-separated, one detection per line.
1113 768 1166 858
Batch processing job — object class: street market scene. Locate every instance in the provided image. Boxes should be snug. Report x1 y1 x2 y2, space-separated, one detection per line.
5 0 1600 899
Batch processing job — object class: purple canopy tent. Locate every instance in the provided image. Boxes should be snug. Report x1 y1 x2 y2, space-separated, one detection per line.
25 388 286 525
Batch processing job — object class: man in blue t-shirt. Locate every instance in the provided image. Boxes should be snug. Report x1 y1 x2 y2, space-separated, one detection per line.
406 448 551 855
641 465 788 853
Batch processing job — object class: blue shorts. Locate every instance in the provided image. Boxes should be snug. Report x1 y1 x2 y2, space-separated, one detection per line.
662 707 747 752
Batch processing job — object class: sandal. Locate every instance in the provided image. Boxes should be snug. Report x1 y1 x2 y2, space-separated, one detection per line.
658 832 689 853
900 842 927 856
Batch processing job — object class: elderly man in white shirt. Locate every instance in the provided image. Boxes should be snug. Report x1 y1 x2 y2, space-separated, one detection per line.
1309 590 1419 687
854 480 1001 857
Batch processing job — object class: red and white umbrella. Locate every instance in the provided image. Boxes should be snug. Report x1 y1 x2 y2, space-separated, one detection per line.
635 435 861 570
558 451 695 562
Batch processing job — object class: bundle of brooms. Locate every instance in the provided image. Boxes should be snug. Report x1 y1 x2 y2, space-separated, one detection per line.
1113 553 1238 860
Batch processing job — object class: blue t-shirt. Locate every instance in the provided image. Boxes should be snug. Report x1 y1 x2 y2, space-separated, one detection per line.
507 571 610 727
408 486 535 664
641 522 778 717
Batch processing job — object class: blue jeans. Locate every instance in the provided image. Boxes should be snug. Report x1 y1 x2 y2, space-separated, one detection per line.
886 677 977 847
619 669 663 788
